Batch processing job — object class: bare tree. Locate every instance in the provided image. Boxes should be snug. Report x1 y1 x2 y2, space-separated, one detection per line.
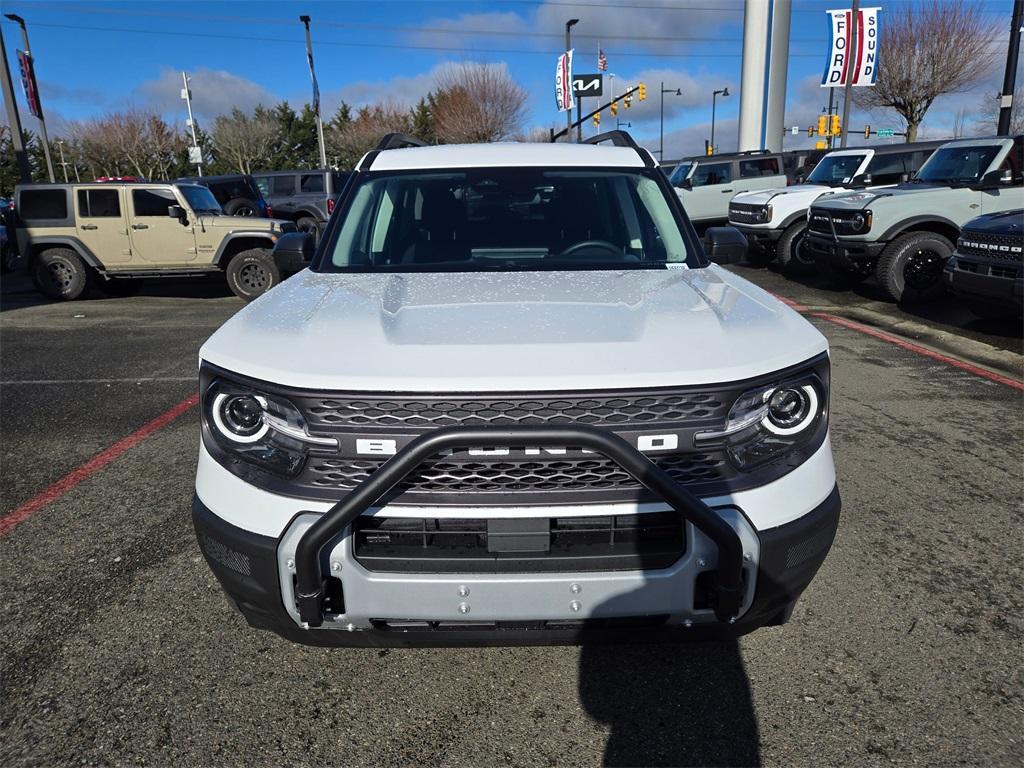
67 110 183 179
211 107 279 174
979 86 1024 135
853 0 998 142
325 102 414 169
432 63 528 143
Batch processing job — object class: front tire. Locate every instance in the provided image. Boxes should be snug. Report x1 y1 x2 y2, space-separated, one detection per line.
775 221 814 275
32 247 90 301
876 231 953 303
225 248 280 301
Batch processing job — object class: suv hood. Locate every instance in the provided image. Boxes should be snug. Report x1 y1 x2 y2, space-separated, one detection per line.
200 267 826 392
734 184 834 206
960 208 1024 235
812 183 951 212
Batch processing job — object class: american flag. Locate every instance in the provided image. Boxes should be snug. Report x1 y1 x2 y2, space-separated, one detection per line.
598 49 607 71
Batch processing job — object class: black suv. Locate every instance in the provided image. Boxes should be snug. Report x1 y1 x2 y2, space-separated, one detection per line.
943 209 1023 319
176 174 270 218
252 169 349 239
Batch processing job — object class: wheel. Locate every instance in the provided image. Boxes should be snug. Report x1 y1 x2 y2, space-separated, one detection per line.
225 248 280 301
96 277 143 297
223 198 258 217
775 221 815 275
875 231 953 303
31 247 90 301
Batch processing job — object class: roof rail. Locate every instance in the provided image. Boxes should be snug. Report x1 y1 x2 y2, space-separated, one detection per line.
583 130 655 168
375 133 428 151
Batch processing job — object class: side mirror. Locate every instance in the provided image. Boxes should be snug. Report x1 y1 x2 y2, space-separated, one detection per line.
272 231 315 269
899 172 910 184
852 173 872 188
167 204 183 218
704 226 748 266
980 168 1013 188
677 178 693 191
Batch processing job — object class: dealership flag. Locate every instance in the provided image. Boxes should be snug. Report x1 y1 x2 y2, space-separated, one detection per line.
555 49 575 112
306 47 321 112
821 7 880 87
598 49 607 71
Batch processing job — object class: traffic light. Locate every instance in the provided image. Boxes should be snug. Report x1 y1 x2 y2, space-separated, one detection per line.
637 83 647 101
864 124 871 139
817 114 828 137
624 94 632 109
830 115 841 136
610 100 618 117
808 125 815 137
593 112 600 128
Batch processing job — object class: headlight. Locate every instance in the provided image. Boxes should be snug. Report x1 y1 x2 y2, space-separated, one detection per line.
758 204 773 223
204 379 337 477
846 209 872 233
695 370 827 470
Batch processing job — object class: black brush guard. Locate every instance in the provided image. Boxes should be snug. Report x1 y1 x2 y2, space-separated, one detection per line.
294 425 745 627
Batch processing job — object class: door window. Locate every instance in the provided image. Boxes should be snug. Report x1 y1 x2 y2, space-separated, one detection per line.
865 151 915 185
77 188 121 217
132 188 178 216
272 175 297 195
19 189 68 219
253 177 270 196
739 158 780 177
692 162 732 186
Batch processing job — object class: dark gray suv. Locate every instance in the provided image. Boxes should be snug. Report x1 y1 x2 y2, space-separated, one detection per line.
253 170 349 240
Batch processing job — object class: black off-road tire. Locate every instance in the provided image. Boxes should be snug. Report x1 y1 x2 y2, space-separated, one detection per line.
775 221 815 275
97 277 143 297
224 198 259 217
32 247 90 301
875 231 953 303
225 248 280 301
1 243 18 274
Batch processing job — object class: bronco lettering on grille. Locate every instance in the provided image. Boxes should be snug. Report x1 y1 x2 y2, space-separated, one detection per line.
355 433 680 456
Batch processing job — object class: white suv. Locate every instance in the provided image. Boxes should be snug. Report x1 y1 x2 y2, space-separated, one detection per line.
729 141 942 273
192 132 841 646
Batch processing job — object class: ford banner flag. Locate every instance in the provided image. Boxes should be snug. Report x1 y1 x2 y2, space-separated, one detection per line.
556 49 575 112
821 7 880 87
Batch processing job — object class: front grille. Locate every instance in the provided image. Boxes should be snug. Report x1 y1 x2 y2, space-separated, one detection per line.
299 392 727 429
352 510 686 572
305 453 730 495
808 210 834 234
957 231 1023 263
728 202 765 224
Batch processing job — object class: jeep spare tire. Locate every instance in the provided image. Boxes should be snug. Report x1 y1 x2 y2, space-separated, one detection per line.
32 247 90 301
224 198 258 217
876 231 953 303
296 215 322 244
225 248 280 301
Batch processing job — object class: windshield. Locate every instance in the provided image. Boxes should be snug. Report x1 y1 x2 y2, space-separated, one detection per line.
807 154 867 186
178 185 222 214
914 145 1001 184
321 168 694 272
668 163 693 186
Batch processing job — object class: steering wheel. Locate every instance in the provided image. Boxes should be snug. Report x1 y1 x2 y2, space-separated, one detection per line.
558 240 623 259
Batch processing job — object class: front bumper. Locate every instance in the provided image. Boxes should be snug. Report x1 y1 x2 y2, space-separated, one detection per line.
193 481 841 647
943 255 1023 309
804 233 886 271
730 223 784 249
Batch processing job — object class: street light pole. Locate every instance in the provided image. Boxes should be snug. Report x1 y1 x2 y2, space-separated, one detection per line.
659 83 682 159
710 87 729 155
997 0 1023 135
181 72 202 176
5 14 55 182
565 19 578 142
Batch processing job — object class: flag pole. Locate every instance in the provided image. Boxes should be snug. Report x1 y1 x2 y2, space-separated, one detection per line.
300 15 331 195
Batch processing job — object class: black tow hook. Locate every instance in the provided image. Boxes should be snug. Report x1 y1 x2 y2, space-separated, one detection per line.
293 425 746 628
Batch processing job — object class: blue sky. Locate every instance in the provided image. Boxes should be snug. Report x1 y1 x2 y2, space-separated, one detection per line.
1 0 1016 158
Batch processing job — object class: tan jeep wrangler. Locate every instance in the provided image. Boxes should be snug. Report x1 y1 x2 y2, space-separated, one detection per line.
13 182 303 301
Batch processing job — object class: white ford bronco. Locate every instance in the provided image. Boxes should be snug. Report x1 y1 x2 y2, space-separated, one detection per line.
192 132 840 646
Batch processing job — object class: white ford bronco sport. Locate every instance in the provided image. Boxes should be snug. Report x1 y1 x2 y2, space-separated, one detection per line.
192 132 841 646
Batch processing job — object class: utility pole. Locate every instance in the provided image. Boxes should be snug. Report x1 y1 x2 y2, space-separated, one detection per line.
0 23 31 183
997 0 1023 136
839 0 859 148
300 15 331 197
565 19 578 142
56 139 69 182
181 72 202 176
5 14 55 182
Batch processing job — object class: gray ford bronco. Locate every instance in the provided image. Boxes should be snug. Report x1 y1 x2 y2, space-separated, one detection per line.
804 136 1024 302
13 182 299 301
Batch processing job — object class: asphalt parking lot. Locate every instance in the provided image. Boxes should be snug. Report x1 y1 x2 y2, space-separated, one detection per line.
1 268 1021 767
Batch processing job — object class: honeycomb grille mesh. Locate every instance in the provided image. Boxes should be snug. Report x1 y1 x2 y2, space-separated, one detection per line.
299 392 727 429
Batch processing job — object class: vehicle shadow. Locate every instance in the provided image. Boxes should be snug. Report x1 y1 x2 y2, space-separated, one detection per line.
578 634 759 767
0 273 238 312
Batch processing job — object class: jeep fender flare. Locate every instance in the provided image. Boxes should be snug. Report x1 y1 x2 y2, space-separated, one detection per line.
25 236 104 271
879 215 961 243
213 232 278 267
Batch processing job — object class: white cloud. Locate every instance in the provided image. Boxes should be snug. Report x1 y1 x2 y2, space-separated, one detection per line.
320 63 450 113
135 68 279 121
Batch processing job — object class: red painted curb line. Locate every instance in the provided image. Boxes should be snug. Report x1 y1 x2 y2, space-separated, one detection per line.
0 393 199 537
809 311 1024 392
